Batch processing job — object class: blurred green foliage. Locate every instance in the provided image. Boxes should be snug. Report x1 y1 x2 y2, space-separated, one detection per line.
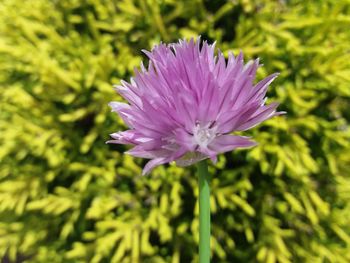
0 0 350 262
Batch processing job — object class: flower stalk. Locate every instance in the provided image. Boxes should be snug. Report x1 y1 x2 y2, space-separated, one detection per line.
197 160 210 263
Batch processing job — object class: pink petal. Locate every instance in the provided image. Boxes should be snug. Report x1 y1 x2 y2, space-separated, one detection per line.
216 101 261 134
142 147 187 175
142 157 168 175
126 148 170 159
248 73 279 102
209 135 257 153
107 130 141 145
173 128 196 151
236 102 279 131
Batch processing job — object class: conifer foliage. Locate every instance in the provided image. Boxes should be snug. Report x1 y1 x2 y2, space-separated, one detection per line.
0 0 349 262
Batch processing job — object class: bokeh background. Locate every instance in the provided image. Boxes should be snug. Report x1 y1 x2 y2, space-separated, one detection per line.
1 0 350 262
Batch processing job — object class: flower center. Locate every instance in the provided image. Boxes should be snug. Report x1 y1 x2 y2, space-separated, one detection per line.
193 123 216 148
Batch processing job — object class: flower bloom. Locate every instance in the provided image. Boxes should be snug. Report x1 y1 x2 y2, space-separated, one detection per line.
108 38 283 175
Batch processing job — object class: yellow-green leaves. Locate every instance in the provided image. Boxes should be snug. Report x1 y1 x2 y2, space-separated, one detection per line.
0 0 350 262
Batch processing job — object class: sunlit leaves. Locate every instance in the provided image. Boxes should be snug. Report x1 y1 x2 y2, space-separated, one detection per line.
0 0 349 262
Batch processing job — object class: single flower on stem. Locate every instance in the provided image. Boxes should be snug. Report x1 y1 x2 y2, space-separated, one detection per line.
107 37 284 263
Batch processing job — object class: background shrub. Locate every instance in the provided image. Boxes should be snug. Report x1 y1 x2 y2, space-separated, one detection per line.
0 0 349 262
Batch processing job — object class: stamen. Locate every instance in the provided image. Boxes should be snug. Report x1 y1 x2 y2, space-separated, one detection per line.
193 122 217 148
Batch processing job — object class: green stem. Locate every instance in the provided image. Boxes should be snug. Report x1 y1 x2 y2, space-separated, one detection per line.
197 160 210 263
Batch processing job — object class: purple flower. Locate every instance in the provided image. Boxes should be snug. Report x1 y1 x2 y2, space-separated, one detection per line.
108 38 284 175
